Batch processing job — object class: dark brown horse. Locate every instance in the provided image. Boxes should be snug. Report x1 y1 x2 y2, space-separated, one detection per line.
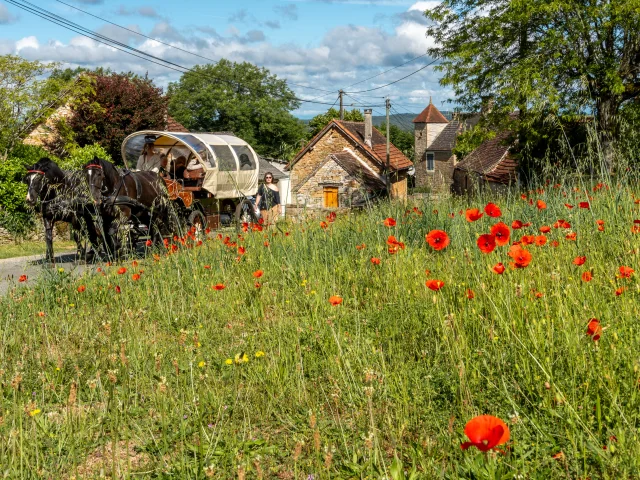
24 157 101 262
82 157 171 257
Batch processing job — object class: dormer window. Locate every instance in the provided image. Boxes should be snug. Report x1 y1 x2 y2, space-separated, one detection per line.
426 152 435 172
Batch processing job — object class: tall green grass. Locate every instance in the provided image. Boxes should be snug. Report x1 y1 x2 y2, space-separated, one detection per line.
1 179 640 479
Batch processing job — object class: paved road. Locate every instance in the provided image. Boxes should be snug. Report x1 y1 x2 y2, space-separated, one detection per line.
0 251 91 296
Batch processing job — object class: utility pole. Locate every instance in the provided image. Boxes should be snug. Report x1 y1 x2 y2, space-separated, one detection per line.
339 90 344 120
385 96 391 199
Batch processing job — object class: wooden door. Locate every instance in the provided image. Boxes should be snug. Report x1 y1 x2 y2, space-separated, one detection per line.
323 186 338 208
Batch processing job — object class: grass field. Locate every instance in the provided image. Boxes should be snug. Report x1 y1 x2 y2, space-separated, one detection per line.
2 181 640 479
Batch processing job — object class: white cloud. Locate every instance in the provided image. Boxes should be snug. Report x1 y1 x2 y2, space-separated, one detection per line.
16 36 39 51
408 1 440 12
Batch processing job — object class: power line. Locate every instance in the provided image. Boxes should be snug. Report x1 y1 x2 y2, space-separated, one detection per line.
344 58 439 94
52 0 334 94
7 0 384 107
344 52 430 89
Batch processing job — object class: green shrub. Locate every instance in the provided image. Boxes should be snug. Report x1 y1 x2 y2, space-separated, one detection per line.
58 143 111 170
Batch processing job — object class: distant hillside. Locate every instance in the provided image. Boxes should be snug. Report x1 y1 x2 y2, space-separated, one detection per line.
299 112 454 132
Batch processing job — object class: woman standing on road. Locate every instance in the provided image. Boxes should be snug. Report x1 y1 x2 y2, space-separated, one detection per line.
255 172 280 227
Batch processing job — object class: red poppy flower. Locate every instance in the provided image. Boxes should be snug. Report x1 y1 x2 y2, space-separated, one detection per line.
320 221 328 229
520 235 535 245
484 202 502 217
327 211 337 223
466 289 475 300
383 217 396 227
77 285 86 293
329 295 343 306
238 246 246 255
511 220 523 230
615 286 626 296
254 282 261 288
586 318 602 341
477 234 496 254
145 239 152 247
203 265 211 270
539 225 551 233
426 279 445 291
582 271 593 282
492 263 506 274
370 257 381 265
536 200 547 210
554 219 571 229
465 208 483 222
253 270 264 278
573 256 586 266
632 225 640 234
132 273 141 281
115 286 121 294
507 245 532 268
213 284 226 290
534 235 547 246
18 274 27 282
534 291 544 298
551 240 560 247
38 311 46 317
565 232 577 241
564 203 574 209
117 267 127 275
619 266 634 278
263 241 270 247
356 243 366 250
490 222 511 246
426 229 450 251
579 202 590 209
460 415 510 452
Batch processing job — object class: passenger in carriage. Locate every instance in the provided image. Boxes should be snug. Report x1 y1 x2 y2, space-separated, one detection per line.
136 139 163 173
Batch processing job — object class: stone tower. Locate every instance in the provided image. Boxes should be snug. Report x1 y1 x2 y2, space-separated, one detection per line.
413 98 449 165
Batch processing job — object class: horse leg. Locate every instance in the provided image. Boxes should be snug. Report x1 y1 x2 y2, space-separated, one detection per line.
71 220 84 261
43 216 55 264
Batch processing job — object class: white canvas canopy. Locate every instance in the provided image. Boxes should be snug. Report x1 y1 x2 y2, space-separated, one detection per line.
121 131 259 199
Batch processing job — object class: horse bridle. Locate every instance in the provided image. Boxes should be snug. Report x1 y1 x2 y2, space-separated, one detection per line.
84 163 111 196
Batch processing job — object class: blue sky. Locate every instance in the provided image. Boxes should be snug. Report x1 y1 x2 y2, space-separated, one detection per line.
0 0 453 118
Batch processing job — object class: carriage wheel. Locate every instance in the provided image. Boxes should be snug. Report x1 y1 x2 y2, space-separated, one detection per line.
234 198 258 232
188 209 207 235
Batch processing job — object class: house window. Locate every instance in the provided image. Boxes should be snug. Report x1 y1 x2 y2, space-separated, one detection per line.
426 152 435 172
323 186 339 208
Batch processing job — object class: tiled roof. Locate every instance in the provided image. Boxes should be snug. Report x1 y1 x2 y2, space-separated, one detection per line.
331 151 386 190
166 115 189 132
455 131 517 185
258 157 288 181
429 121 461 151
337 121 413 170
413 103 449 124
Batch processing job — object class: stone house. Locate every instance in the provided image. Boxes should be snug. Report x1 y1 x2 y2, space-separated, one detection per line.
452 131 518 195
287 109 412 210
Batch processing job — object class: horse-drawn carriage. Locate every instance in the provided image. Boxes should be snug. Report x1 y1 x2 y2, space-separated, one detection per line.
121 130 261 230
25 131 262 261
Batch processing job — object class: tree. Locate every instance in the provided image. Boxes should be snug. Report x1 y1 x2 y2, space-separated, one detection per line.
0 55 91 160
64 72 167 162
376 121 415 160
425 0 640 162
307 108 364 138
167 60 306 158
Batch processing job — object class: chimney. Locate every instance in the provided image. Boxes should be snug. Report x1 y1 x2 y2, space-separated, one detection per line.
364 109 372 147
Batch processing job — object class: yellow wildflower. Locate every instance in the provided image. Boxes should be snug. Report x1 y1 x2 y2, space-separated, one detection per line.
255 351 265 358
224 359 233 365
29 409 41 417
198 361 206 368
58 267 64 273
234 353 249 364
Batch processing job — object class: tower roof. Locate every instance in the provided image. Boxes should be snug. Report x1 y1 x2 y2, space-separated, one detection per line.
412 101 449 124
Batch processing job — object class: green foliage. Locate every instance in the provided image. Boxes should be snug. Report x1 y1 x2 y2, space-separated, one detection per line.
58 143 112 170
0 144 54 237
167 60 306 158
377 121 415 160
425 0 640 144
307 108 364 137
0 55 92 159
452 124 496 160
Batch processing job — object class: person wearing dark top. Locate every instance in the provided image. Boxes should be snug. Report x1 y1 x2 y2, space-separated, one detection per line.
255 172 281 226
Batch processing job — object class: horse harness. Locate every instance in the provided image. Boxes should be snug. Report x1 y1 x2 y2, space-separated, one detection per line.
85 163 143 204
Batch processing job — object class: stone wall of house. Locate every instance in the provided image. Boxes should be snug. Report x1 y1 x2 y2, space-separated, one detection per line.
290 127 384 204
295 158 364 209
413 122 447 166
23 105 73 147
415 151 455 193
390 173 408 200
